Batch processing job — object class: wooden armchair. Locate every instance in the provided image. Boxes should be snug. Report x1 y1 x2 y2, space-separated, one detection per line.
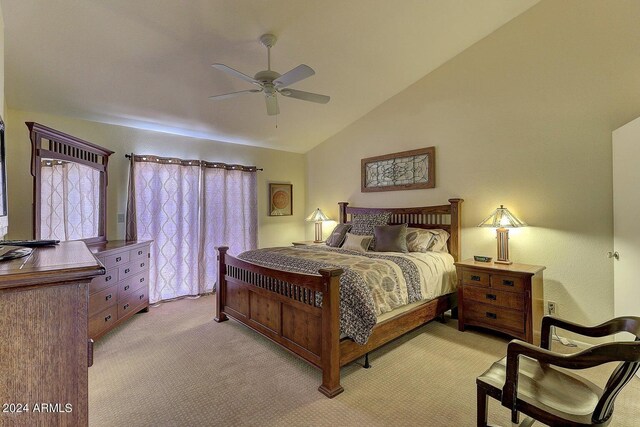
476 316 640 426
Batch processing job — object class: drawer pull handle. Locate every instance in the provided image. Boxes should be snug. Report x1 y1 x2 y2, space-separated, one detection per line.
486 294 497 301
104 315 111 322
124 303 130 310
125 268 130 274
138 250 143 255
140 262 145 268
471 275 481 281
139 294 144 300
116 256 122 262
124 285 130 291
105 275 112 282
140 277 145 283
502 280 514 287
486 312 497 319
105 294 112 301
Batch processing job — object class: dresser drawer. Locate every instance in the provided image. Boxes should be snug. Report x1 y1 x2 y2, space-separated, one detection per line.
104 251 130 269
89 305 118 338
89 284 118 316
118 271 148 300
130 246 149 261
118 287 148 319
89 268 118 294
490 274 524 293
461 269 490 287
119 258 149 280
463 286 524 310
465 303 524 333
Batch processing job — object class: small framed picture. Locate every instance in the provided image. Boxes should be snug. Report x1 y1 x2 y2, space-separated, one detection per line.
269 183 293 216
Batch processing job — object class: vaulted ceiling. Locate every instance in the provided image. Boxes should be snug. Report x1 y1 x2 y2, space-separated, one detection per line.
2 0 539 152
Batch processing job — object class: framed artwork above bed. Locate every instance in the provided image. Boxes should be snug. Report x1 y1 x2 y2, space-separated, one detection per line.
361 146 435 192
269 183 293 216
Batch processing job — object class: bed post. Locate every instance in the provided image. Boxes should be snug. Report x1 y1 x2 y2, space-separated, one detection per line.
318 267 344 398
338 202 349 224
214 246 228 323
448 198 463 262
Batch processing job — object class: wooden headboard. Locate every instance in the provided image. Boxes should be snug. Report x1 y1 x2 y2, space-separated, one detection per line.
338 198 463 262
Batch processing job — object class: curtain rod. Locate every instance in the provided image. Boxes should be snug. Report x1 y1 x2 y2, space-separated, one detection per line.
125 154 263 171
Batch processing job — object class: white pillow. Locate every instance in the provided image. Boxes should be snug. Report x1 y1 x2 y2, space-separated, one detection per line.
342 233 373 253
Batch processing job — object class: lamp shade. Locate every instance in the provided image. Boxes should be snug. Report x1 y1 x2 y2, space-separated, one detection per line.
477 205 526 228
306 208 330 222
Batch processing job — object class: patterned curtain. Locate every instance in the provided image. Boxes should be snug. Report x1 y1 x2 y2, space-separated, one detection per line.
40 161 100 240
127 155 258 303
125 154 137 241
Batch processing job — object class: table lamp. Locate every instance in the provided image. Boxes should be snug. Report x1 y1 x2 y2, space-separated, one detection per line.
306 208 330 243
478 205 526 264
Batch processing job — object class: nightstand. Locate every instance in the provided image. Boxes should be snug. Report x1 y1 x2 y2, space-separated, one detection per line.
455 259 545 344
292 240 325 246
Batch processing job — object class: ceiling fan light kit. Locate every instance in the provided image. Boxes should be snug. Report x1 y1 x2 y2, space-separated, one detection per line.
210 33 330 116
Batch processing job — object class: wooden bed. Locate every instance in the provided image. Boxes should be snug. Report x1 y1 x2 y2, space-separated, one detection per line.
215 198 463 397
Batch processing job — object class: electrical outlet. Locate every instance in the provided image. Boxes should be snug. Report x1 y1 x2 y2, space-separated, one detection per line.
547 301 557 315
117 213 125 223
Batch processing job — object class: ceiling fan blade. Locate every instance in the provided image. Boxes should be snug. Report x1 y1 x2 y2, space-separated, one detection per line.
279 88 330 104
211 63 260 86
208 89 261 101
274 64 315 88
265 95 279 116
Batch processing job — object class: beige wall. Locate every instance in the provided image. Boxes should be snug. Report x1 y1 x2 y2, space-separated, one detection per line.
306 0 640 328
5 109 306 248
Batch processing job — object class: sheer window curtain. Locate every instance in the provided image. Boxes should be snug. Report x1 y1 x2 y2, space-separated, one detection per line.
40 161 100 240
126 155 258 303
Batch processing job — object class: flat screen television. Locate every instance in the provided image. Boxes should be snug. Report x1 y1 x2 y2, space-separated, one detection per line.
0 116 7 237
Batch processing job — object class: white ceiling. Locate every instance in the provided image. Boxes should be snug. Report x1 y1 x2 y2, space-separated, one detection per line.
2 0 539 153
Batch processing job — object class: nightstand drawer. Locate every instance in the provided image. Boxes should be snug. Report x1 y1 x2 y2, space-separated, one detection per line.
490 274 524 293
463 286 524 310
465 303 525 333
462 269 490 287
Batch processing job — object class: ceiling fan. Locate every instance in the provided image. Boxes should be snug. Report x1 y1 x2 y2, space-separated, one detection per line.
209 33 330 116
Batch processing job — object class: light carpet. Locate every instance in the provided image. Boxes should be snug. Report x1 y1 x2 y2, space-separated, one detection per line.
89 295 640 426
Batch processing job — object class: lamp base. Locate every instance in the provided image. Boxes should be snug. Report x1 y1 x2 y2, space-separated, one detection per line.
314 222 323 243
495 227 512 265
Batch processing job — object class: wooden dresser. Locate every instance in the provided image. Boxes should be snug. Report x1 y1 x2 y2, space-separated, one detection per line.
455 259 545 344
88 240 152 340
0 241 104 426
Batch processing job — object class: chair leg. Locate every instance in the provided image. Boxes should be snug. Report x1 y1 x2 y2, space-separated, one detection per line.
477 385 488 427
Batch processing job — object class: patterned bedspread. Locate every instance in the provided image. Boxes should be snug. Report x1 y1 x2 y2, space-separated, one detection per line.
237 245 455 345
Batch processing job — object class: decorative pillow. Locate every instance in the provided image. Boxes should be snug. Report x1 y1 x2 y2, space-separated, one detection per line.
405 227 436 252
428 229 450 253
325 224 352 247
374 224 408 253
350 213 391 249
341 233 374 253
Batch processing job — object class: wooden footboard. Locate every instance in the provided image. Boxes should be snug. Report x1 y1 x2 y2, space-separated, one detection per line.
215 248 454 398
215 247 345 397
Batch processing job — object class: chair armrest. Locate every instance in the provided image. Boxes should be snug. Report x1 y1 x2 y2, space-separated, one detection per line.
501 339 640 422
541 315 640 350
